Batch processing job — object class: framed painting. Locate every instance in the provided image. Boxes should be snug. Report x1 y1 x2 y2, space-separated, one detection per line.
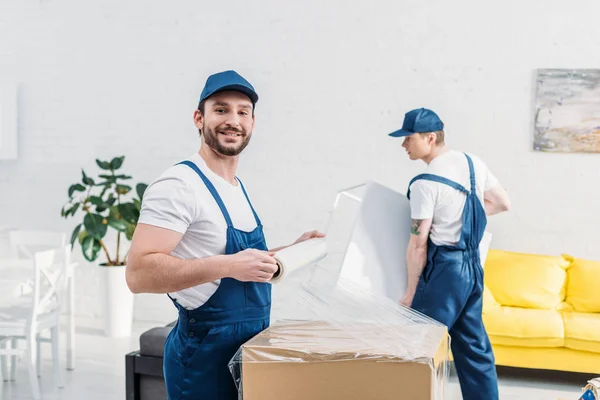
534 69 600 153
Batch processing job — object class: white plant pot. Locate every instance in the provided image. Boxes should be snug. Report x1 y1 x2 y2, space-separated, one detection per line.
101 264 134 337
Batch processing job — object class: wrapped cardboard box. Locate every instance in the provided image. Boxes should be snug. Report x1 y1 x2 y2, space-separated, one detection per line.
234 319 449 400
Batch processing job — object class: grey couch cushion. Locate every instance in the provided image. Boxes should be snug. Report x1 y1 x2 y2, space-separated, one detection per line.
141 375 168 400
140 321 176 358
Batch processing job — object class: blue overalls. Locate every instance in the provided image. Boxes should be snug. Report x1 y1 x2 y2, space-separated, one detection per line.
407 153 499 400
163 160 271 400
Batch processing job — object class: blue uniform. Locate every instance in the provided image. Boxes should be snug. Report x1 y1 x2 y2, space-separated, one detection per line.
407 153 499 400
163 160 271 400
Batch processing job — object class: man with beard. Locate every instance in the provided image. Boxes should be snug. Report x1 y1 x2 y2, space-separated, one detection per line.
126 70 324 400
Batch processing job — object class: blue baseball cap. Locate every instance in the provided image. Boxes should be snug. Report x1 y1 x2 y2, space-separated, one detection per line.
198 70 259 107
389 108 444 137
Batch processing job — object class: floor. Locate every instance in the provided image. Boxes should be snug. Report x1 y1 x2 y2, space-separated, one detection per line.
0 317 593 400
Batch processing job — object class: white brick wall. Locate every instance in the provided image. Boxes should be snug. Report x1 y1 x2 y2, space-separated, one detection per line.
1 0 600 323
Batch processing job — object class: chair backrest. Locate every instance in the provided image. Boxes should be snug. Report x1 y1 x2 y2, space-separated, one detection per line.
9 230 67 259
31 245 70 317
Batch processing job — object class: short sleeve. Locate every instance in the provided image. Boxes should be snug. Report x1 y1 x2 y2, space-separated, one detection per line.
409 181 436 220
483 166 500 191
138 176 196 234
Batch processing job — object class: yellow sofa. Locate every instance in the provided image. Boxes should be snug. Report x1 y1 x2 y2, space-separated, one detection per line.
482 249 600 374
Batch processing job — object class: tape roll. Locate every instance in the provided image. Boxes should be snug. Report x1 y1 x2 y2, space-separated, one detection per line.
270 238 327 284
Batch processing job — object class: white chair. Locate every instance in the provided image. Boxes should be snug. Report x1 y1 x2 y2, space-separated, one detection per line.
1 336 16 381
6 229 77 371
0 246 68 399
5 230 66 379
8 230 67 259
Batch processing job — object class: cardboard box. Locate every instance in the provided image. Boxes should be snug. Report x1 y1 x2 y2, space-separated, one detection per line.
240 320 449 400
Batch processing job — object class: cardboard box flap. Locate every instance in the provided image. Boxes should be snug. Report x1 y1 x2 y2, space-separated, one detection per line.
241 320 448 365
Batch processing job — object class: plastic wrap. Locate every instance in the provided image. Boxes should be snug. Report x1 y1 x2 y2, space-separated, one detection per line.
229 181 451 400
269 238 327 284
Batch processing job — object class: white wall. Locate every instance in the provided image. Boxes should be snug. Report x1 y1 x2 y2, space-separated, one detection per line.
1 0 599 323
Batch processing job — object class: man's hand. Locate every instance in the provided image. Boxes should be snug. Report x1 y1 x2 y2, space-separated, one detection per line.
400 291 415 308
484 184 511 216
293 230 326 245
404 218 432 305
227 249 278 282
269 230 326 253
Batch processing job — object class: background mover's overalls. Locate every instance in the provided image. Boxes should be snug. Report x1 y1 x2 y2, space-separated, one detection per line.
407 153 499 400
163 160 271 400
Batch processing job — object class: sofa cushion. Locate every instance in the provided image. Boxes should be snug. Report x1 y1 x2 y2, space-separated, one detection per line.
563 254 600 313
564 312 600 354
482 284 500 314
140 321 176 358
482 306 564 348
484 250 568 309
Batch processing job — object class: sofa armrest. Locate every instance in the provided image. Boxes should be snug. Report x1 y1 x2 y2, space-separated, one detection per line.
126 352 141 400
139 321 176 357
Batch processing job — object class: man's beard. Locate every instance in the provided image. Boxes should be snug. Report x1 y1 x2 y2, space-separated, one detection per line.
203 124 251 156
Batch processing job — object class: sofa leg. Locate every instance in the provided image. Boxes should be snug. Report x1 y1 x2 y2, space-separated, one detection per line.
125 352 141 400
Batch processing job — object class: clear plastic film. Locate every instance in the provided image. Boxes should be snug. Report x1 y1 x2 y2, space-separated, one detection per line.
229 181 451 400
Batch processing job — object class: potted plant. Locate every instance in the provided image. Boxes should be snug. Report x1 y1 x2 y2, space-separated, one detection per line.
61 156 147 337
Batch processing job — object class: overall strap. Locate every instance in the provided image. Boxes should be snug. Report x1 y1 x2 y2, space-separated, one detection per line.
464 153 476 195
236 177 262 226
176 161 234 228
407 173 469 199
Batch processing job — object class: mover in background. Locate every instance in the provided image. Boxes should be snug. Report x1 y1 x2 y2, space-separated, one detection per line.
388 107 511 400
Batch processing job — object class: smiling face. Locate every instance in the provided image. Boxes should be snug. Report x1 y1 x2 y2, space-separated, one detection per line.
194 90 255 157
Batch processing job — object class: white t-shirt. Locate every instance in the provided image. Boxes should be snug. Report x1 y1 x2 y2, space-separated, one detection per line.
138 152 259 310
408 150 499 246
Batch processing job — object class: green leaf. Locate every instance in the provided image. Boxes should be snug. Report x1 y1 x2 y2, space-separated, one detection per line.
133 198 141 210
109 205 119 219
83 213 107 239
100 174 132 181
136 183 148 200
116 184 132 195
110 156 125 170
81 236 102 262
96 160 112 170
107 216 128 232
125 222 136 241
70 224 82 249
66 203 80 217
81 169 95 186
68 184 86 198
106 195 117 206
118 203 139 224
78 230 88 245
89 195 110 212
89 196 104 206
98 175 118 184
99 184 111 197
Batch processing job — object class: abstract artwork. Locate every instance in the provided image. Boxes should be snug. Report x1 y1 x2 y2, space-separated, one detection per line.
534 69 600 153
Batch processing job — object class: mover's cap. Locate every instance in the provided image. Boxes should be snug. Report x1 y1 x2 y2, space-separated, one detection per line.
389 108 443 137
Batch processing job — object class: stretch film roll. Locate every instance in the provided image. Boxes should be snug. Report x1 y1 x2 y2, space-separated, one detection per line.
270 238 327 284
